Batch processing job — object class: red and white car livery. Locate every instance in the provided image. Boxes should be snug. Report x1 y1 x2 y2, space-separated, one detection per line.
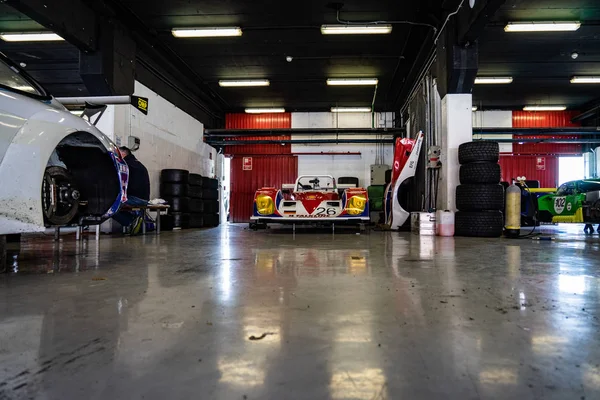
251 175 369 223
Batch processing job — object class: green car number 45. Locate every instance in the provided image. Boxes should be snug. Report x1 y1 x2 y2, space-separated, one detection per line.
536 179 600 224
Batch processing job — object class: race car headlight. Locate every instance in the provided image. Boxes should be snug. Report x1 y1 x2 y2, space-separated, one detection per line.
256 194 275 215
346 195 366 215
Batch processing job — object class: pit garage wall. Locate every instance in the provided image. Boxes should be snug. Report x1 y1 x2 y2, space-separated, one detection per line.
291 112 395 188
112 81 216 199
474 110 582 188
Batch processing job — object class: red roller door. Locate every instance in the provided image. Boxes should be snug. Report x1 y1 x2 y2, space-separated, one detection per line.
500 155 559 188
225 113 298 223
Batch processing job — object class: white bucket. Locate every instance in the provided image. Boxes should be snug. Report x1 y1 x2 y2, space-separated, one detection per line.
436 210 455 237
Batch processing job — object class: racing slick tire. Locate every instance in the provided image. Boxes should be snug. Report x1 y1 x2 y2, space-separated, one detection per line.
458 142 499 164
189 214 204 228
171 212 190 229
188 173 203 187
459 163 501 184
204 201 219 214
159 214 174 231
202 177 219 190
162 196 189 212
189 198 204 213
189 185 203 199
161 183 188 197
456 184 504 211
455 211 504 237
160 169 189 183
338 177 359 187
203 188 218 200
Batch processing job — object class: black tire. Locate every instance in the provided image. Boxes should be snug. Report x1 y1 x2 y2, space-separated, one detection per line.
204 213 220 227
338 177 359 187
458 142 499 164
161 183 188 197
162 196 189 212
159 214 174 231
189 198 204 213
189 185 203 199
456 184 504 211
460 163 501 184
203 188 218 200
189 214 204 228
455 211 504 237
203 177 219 190
385 169 392 185
204 200 219 214
188 173 203 187
160 169 189 183
171 212 190 229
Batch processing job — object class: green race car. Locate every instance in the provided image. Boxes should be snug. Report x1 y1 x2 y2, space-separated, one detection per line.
536 178 600 224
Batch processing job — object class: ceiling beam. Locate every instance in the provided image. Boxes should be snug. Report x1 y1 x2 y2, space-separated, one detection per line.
458 0 507 45
5 0 97 52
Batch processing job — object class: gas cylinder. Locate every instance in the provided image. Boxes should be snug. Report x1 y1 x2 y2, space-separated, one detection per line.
505 183 521 238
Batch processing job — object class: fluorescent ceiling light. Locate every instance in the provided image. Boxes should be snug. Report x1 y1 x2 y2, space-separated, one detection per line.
0 32 63 42
505 22 581 32
172 27 242 38
570 76 600 84
327 78 379 86
475 77 513 84
321 24 392 35
70 110 84 116
472 106 478 111
331 107 372 113
245 108 285 114
219 80 270 87
523 106 567 111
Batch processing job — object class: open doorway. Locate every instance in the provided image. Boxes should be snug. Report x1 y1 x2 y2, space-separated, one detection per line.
558 156 585 185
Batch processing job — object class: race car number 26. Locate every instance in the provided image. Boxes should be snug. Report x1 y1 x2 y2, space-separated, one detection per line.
554 197 566 214
315 207 337 216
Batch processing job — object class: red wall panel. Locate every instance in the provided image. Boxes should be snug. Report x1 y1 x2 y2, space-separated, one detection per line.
512 111 581 155
225 113 292 155
230 156 298 223
225 113 296 223
500 155 559 188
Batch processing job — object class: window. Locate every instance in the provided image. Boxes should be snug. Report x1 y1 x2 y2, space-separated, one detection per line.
0 59 43 96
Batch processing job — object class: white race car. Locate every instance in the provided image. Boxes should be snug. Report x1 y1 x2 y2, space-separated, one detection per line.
0 53 128 235
251 175 369 225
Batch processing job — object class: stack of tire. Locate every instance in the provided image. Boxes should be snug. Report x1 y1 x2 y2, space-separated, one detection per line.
188 174 205 228
202 177 220 227
160 169 191 229
455 142 504 237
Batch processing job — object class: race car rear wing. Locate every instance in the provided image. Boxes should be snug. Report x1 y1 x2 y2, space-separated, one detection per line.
56 95 149 126
282 184 296 191
337 183 357 190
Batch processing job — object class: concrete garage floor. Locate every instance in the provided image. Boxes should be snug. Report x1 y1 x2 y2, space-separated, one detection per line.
1 224 599 399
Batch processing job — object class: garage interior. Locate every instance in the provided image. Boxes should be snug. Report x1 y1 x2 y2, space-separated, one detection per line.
2 0 600 398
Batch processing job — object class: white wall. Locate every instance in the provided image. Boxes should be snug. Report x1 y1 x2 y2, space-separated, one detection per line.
291 112 394 187
113 81 216 199
472 110 513 153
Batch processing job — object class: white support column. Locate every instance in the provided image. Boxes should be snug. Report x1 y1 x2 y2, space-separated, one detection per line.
439 94 472 211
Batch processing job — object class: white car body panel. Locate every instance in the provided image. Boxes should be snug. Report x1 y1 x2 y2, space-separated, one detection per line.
385 131 425 230
0 89 118 235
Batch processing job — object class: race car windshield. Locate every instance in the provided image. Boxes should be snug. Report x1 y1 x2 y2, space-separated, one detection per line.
0 58 43 96
296 176 335 192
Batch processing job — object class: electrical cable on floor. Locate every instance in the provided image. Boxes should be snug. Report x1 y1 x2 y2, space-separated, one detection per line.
515 184 542 239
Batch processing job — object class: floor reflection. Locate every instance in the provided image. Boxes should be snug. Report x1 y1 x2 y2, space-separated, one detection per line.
1 224 599 399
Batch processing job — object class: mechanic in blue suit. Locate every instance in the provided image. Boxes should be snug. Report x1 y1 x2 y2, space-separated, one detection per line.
112 146 151 233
